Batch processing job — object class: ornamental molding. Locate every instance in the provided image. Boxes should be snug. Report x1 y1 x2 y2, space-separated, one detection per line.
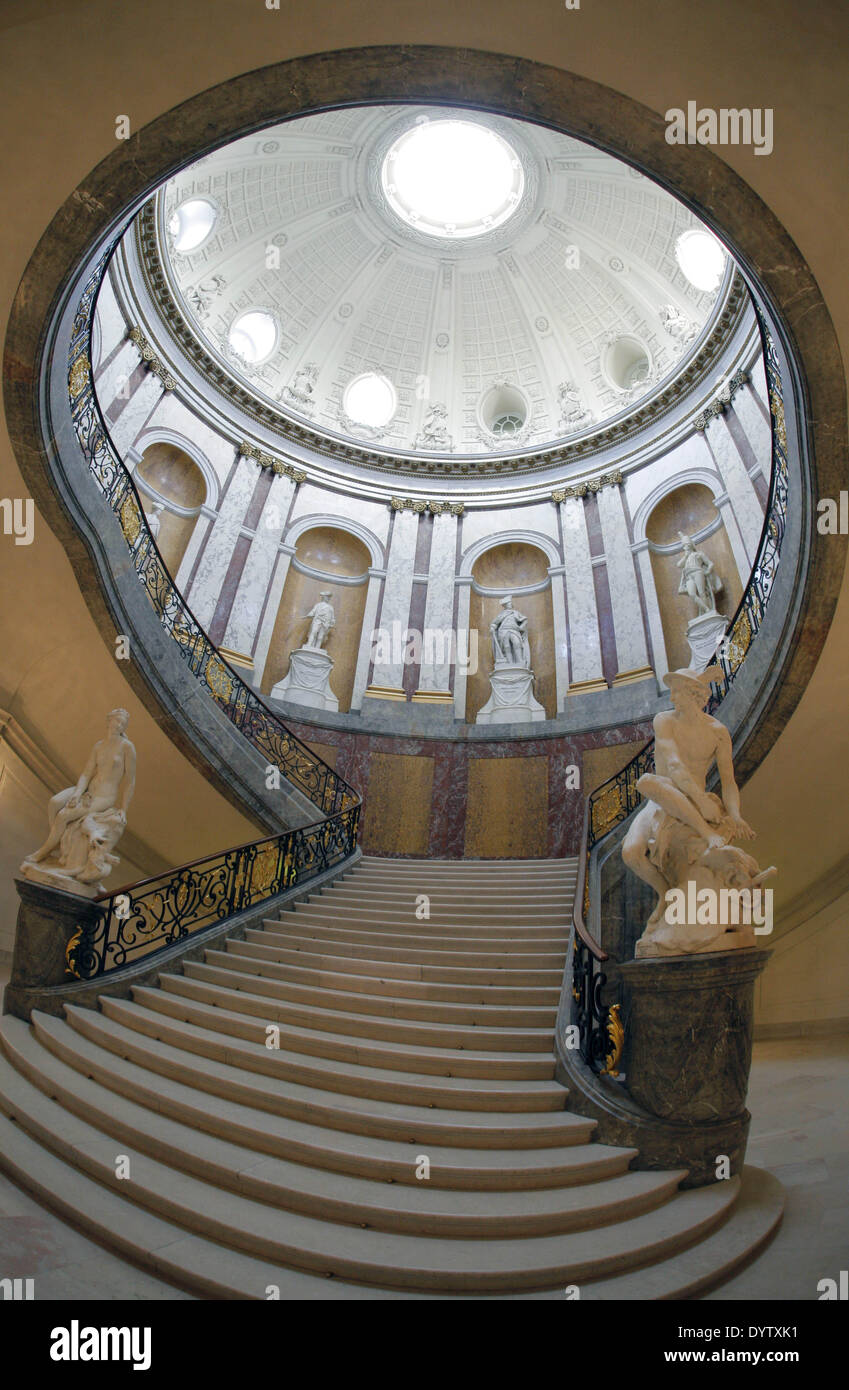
128 326 176 391
551 469 623 502
692 369 750 431
390 496 464 515
239 440 307 483
134 200 749 481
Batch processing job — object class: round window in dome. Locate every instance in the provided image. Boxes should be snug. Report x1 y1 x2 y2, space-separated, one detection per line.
675 229 727 293
168 198 217 253
344 372 397 429
227 310 278 364
381 119 524 239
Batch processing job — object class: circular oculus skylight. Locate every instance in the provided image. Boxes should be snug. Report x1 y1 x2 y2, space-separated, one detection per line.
169 197 217 253
675 229 727 293
344 372 397 428
227 310 278 363
381 120 524 239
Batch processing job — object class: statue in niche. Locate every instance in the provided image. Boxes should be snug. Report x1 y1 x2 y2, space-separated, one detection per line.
622 666 775 956
415 402 453 451
677 532 723 617
660 303 697 349
490 595 531 669
21 709 137 894
557 380 594 433
303 591 336 651
146 502 163 540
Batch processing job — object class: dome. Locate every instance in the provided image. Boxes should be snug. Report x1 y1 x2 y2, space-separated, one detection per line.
140 105 741 475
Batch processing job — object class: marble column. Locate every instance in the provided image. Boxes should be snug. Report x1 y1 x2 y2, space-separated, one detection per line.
453 577 473 722
175 508 214 594
713 489 751 592
222 474 297 661
416 511 458 697
558 496 606 693
730 387 772 475
251 543 296 689
185 455 259 630
95 340 140 412
547 565 569 713
109 373 164 457
351 569 386 711
632 540 669 687
702 418 764 566
596 485 653 683
366 508 418 695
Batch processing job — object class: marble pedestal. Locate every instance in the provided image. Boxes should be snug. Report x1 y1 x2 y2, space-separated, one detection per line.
270 646 339 712
5 875 105 1018
476 664 546 725
617 947 771 1180
686 610 728 671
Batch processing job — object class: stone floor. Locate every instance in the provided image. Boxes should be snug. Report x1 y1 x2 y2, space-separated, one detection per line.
0 965 846 1301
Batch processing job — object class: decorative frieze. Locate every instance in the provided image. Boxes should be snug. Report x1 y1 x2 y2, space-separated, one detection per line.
692 369 749 432
551 469 622 503
239 440 307 483
128 327 175 391
390 497 465 515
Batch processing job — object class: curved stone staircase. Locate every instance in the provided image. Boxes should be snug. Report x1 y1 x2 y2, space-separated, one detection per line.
0 856 782 1298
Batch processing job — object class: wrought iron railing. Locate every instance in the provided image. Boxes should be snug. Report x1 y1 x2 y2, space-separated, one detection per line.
570 312 791 1072
68 247 357 820
65 806 360 979
63 243 361 979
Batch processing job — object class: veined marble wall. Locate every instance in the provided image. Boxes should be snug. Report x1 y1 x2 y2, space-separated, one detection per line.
93 268 771 734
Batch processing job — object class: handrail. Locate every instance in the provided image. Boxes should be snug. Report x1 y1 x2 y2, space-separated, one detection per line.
569 308 790 1072
68 243 358 820
63 240 362 979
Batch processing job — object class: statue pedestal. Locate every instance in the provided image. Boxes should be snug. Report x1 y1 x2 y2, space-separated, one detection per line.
270 646 339 712
686 610 728 670
476 664 546 725
18 859 101 899
618 949 771 1177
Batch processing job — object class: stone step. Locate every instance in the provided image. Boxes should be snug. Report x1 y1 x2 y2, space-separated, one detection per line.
0 1101 782 1300
127 985 564 1112
223 940 563 988
64 1004 593 1149
236 933 567 973
257 920 568 955
23 1013 626 1191
126 984 555 1056
322 882 574 905
0 1052 740 1293
0 1022 682 1240
171 973 561 1039
291 901 569 929
188 954 561 1009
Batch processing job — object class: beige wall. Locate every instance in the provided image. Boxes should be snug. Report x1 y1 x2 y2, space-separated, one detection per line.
137 443 206 576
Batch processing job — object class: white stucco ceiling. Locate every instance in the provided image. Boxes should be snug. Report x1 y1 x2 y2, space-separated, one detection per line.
154 104 735 459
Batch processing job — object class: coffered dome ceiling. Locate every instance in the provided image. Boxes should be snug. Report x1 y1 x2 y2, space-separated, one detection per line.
139 104 744 471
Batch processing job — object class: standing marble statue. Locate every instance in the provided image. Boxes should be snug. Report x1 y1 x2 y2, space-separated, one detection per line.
20 709 137 895
490 595 531 668
304 591 335 650
622 666 775 956
677 532 722 617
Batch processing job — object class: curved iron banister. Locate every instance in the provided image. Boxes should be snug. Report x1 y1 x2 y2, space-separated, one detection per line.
63 243 362 979
65 805 360 979
570 310 790 1071
68 244 358 820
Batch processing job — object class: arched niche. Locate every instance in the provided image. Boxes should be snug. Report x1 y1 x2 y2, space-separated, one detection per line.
647 483 743 671
135 442 206 575
261 525 371 713
466 541 556 722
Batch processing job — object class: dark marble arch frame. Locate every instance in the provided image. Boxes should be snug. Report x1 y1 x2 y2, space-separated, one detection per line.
3 45 846 817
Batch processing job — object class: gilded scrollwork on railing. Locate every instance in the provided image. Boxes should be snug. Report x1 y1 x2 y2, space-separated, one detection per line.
65 806 360 980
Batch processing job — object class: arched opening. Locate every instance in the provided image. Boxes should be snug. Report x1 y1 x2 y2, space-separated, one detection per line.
135 443 206 575
466 541 555 722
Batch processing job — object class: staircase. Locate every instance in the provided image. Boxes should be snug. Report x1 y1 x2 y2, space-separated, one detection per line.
0 855 781 1298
